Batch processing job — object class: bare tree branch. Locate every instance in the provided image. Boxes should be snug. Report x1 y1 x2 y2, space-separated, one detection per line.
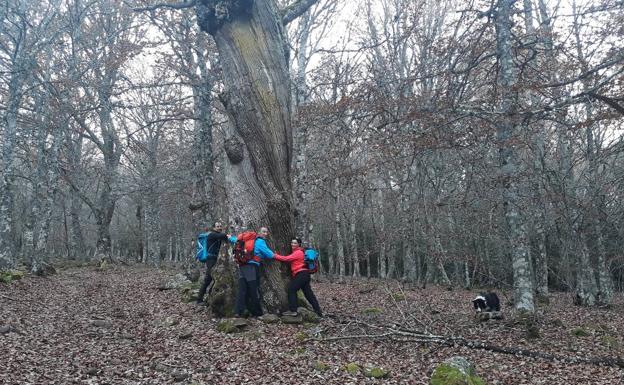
281 0 320 25
131 0 196 12
542 51 624 89
587 92 624 115
319 316 624 369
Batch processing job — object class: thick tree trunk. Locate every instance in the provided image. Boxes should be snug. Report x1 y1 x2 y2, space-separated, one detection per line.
196 0 300 312
495 0 535 312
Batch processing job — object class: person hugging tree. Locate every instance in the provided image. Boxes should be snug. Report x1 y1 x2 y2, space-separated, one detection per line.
273 238 322 317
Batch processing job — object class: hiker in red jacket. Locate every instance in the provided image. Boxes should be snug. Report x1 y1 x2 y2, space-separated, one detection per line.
274 238 322 317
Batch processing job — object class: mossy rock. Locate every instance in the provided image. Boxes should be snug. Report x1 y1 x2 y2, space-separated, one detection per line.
216 319 246 334
182 288 200 303
572 327 590 337
314 361 330 371
390 293 406 301
430 357 484 385
0 270 24 284
601 335 620 349
162 317 179 327
207 259 239 318
11 270 24 280
98 259 110 271
363 366 390 379
431 364 485 385
344 362 360 375
294 331 308 342
297 307 320 323
363 307 382 314
0 274 10 284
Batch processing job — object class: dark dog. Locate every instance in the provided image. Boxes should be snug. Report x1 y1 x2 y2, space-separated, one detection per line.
472 292 500 312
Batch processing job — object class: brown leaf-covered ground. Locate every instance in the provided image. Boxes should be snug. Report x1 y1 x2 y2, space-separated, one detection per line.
1 266 623 384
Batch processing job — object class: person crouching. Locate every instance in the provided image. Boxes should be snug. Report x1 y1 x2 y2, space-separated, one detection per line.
273 238 323 317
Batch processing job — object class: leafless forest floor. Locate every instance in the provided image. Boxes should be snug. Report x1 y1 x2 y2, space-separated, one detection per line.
1 266 623 384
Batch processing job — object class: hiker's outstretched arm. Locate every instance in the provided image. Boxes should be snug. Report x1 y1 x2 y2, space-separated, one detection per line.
274 250 302 262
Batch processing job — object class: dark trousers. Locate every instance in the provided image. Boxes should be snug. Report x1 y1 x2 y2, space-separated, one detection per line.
235 264 262 317
197 258 217 302
288 271 322 316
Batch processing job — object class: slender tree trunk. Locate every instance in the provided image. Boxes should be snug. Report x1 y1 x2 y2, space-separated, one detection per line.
292 9 312 239
387 244 397 279
32 126 63 268
523 0 549 301
495 0 535 312
92 82 121 261
350 207 359 277
377 189 386 279
594 224 614 305
334 178 345 280
571 0 613 305
0 71 23 270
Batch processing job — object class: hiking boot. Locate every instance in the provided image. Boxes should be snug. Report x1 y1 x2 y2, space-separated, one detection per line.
282 310 298 317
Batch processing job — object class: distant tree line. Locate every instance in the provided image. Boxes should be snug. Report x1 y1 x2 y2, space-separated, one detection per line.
0 0 622 310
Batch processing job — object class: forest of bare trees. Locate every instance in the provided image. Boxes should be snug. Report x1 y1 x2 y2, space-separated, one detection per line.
1 0 623 312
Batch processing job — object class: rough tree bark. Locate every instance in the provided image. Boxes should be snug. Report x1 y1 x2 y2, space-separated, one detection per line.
194 0 318 312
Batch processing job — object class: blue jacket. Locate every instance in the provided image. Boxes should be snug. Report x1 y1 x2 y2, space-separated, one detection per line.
254 237 275 261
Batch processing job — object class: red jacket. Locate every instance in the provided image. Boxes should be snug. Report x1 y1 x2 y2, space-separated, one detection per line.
274 247 307 278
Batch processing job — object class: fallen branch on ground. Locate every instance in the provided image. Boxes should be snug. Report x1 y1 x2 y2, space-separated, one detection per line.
319 315 624 369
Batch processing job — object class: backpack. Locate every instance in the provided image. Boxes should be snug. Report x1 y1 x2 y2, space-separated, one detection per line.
233 231 258 266
196 232 210 262
304 248 319 274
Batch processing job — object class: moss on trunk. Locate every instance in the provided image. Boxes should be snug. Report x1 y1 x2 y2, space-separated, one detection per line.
207 256 239 317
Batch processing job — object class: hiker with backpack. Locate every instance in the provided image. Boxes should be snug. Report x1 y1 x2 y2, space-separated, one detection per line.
195 222 235 305
232 226 276 317
273 238 323 318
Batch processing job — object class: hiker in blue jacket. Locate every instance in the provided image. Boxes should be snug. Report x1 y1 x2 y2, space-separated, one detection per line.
196 222 235 305
234 226 275 317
